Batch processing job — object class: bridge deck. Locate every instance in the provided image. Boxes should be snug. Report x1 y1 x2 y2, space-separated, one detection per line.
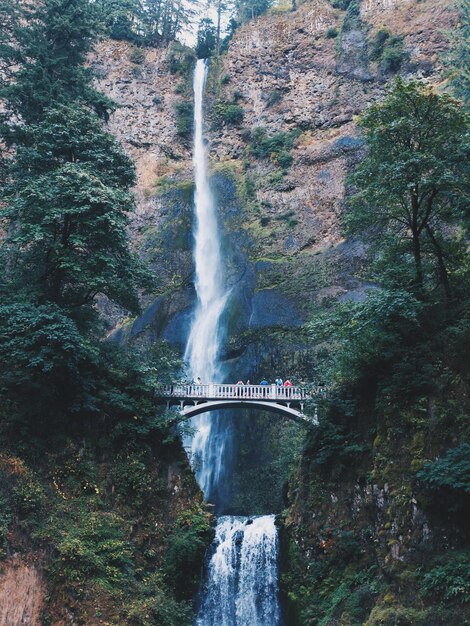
158 383 308 402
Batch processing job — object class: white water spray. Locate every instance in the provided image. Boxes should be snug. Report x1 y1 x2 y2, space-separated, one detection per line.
184 59 230 499
196 516 282 626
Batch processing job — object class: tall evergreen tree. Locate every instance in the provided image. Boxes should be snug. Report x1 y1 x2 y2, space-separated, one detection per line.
0 0 113 123
196 17 217 58
236 0 272 22
3 106 148 315
0 0 156 435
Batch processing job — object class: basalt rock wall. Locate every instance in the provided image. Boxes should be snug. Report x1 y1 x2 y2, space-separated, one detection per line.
92 0 456 383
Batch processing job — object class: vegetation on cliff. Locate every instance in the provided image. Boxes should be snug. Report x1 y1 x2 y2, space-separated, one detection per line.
281 79 470 625
0 1 211 623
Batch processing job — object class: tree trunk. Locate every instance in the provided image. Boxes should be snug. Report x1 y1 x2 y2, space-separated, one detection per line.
425 224 451 301
411 192 424 292
216 0 222 57
412 231 423 289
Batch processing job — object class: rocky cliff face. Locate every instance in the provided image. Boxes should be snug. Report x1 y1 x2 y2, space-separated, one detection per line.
0 557 45 626
92 0 456 366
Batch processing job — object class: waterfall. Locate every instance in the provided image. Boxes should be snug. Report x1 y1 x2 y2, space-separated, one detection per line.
196 516 281 626
185 59 281 626
184 59 231 502
184 59 227 386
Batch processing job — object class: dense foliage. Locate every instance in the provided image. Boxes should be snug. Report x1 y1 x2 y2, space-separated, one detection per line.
369 29 408 73
0 0 112 122
94 0 197 47
94 0 273 52
0 1 211 622
282 80 470 625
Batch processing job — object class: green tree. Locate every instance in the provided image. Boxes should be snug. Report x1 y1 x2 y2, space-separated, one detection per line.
208 0 235 56
0 0 157 439
95 0 143 42
0 0 112 123
0 303 96 429
196 18 217 59
2 105 149 315
348 79 470 299
145 0 197 45
237 0 272 22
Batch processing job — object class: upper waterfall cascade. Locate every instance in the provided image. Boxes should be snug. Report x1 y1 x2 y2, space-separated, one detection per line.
183 59 231 501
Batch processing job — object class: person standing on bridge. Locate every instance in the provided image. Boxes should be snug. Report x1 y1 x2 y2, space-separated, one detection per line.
283 378 293 398
236 380 244 397
260 378 269 398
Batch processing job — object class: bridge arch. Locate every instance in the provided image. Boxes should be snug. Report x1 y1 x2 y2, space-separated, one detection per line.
162 399 318 427
175 400 317 426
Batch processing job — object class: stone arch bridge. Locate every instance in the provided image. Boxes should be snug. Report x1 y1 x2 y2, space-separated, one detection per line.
156 383 319 426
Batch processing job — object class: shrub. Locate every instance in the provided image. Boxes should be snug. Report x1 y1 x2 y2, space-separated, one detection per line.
422 551 470 603
369 29 408 72
266 91 283 107
249 127 299 170
244 177 256 199
126 574 192 626
51 510 134 589
326 27 338 38
381 42 407 72
175 102 194 137
366 606 430 625
370 29 391 60
341 0 361 31
129 47 146 65
11 476 47 521
213 102 245 128
274 150 293 169
163 507 213 599
167 43 195 76
0 494 12 557
331 0 354 9
111 455 155 510
417 444 470 494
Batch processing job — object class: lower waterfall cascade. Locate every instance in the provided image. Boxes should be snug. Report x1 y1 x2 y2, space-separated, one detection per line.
196 516 281 626
184 58 282 626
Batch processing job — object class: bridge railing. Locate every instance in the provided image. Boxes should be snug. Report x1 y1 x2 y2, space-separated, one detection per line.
157 383 309 401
